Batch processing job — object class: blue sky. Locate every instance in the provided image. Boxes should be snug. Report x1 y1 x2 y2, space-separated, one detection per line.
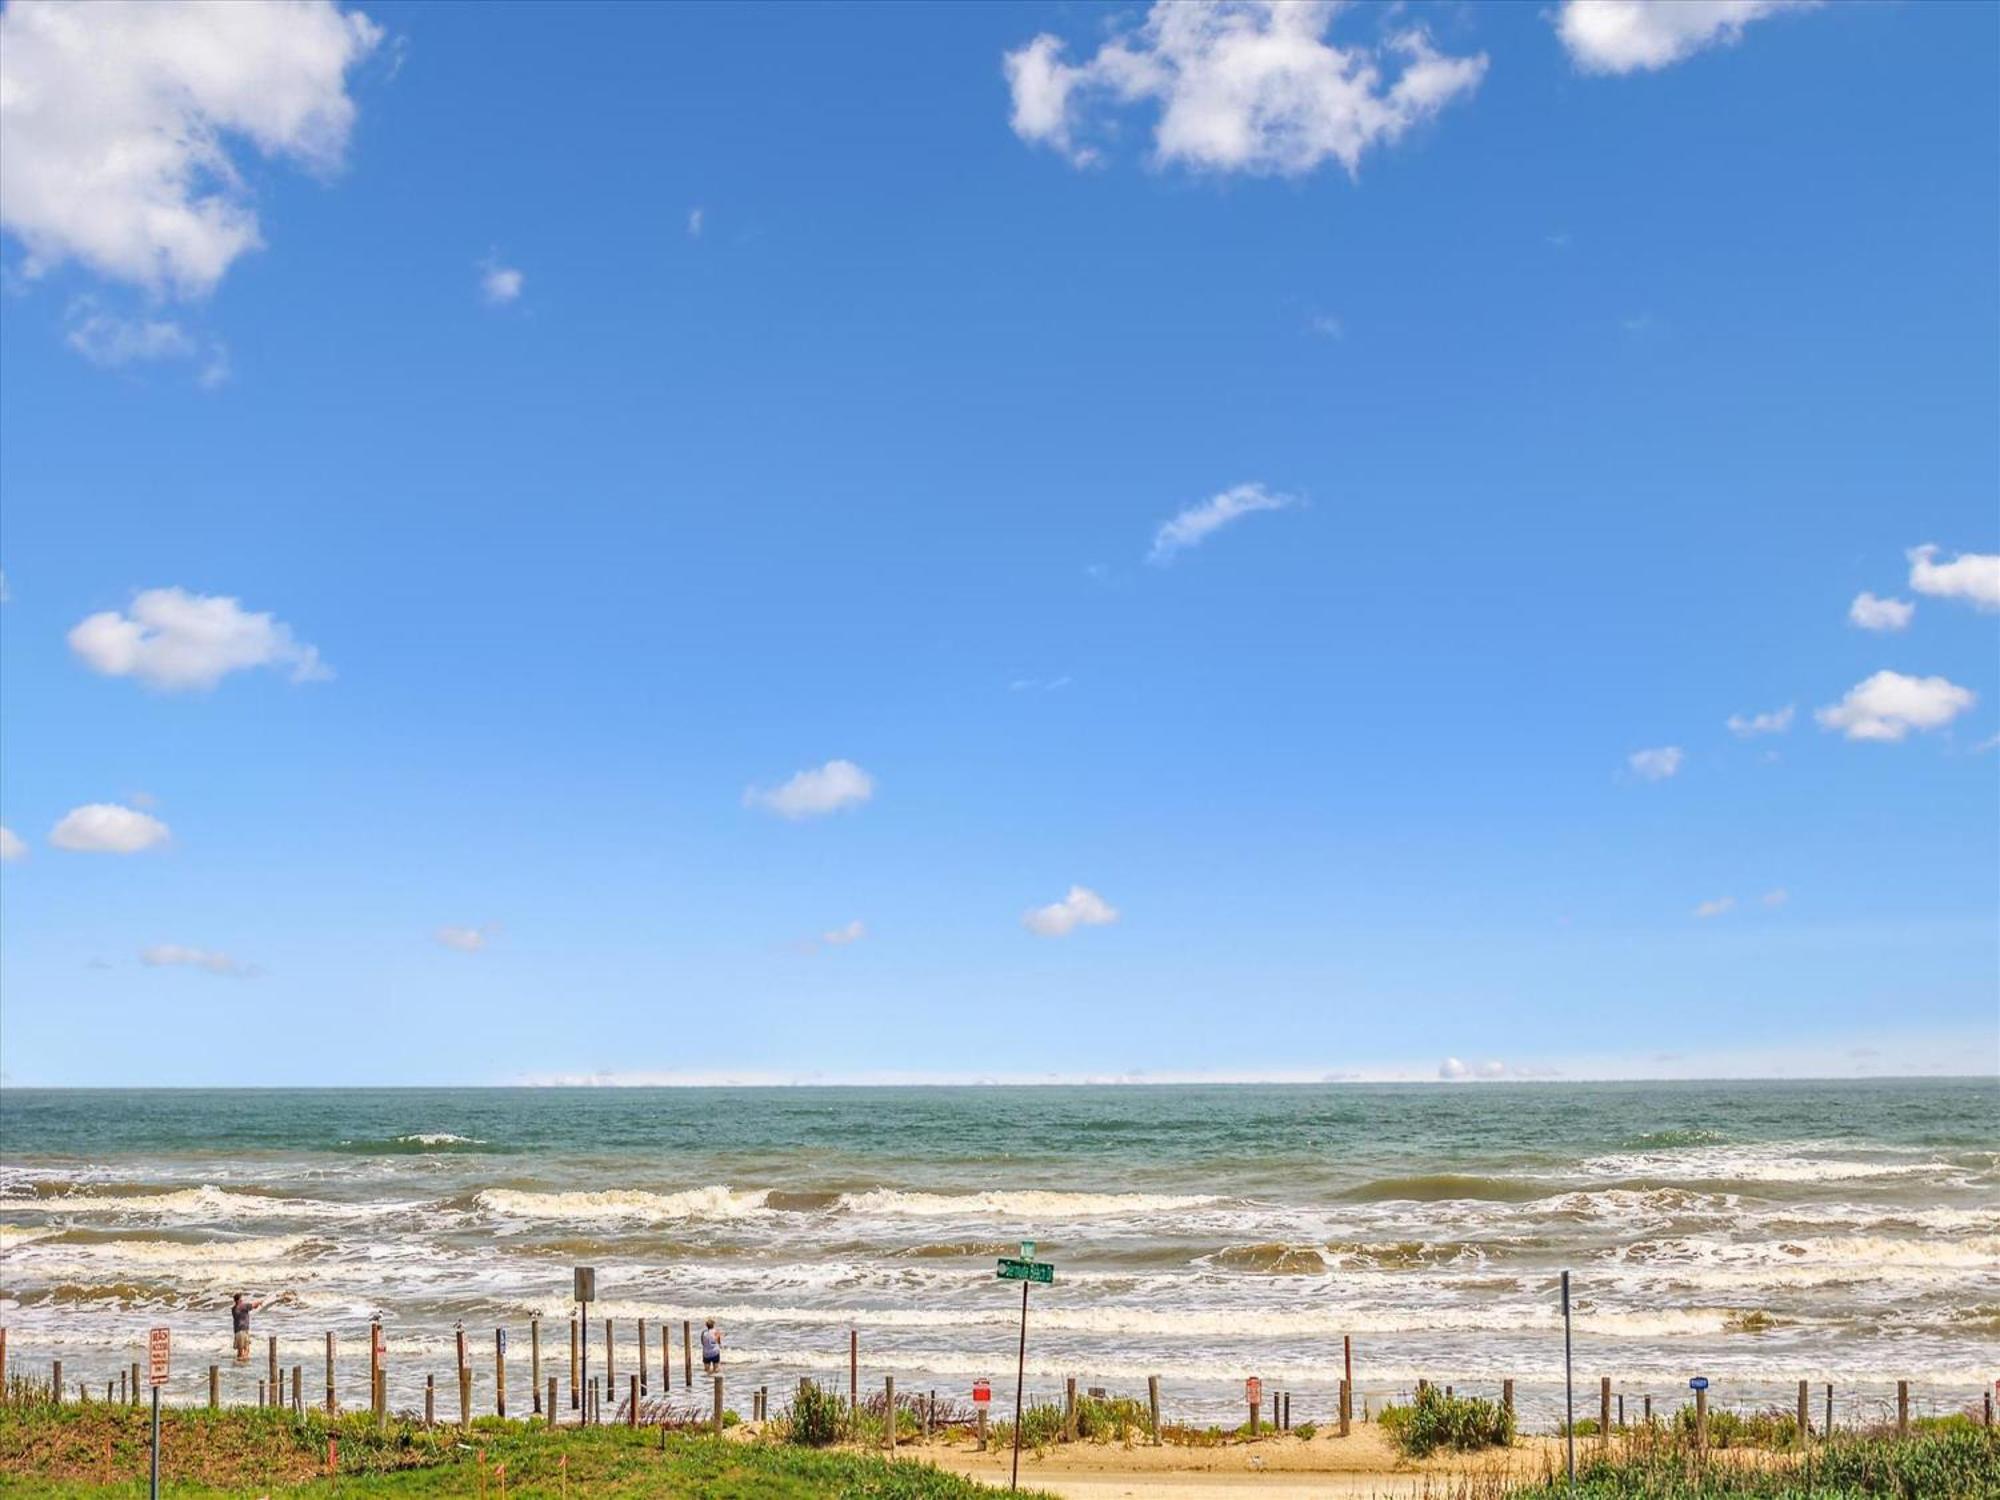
0 0 1994 1087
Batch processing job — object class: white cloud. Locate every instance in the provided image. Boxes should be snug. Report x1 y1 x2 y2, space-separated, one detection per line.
0 0 381 297
63 298 231 386
141 943 254 977
1148 482 1297 564
1907 544 2000 611
0 826 25 861
1004 2 1486 176
821 920 866 947
1761 887 1789 908
1437 1056 1469 1080
687 207 704 238
69 587 329 692
1627 746 1684 781
744 759 875 819
479 259 523 305
1306 313 1344 339
1692 895 1735 919
1815 670 1976 742
1554 0 1817 76
434 925 491 953
50 803 170 853
1725 705 1793 738
1023 884 1119 938
1847 592 1914 632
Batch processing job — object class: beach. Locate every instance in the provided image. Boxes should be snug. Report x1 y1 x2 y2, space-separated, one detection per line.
1 1078 1993 1439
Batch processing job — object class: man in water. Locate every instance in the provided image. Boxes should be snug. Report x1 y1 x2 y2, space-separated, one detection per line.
699 1318 723 1372
230 1292 269 1362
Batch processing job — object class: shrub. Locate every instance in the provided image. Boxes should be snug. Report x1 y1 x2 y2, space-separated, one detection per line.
1293 1421 1318 1440
1380 1385 1515 1458
784 1382 844 1447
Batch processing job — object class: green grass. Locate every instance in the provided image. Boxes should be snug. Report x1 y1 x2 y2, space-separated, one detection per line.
1378 1385 1516 1458
1537 1426 2000 1498
0 1399 1052 1499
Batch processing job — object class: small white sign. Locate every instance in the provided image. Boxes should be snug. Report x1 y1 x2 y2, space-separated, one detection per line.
147 1327 170 1387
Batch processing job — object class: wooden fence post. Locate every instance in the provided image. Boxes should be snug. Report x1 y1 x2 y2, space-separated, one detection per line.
1503 1379 1515 1423
1339 1379 1351 1437
628 1374 639 1428
712 1374 724 1437
1644 1394 1653 1425
1695 1385 1708 1456
458 1366 471 1431
52 1360 62 1404
209 1364 220 1410
374 1369 387 1432
1065 1377 1077 1441
1896 1381 1908 1437
683 1321 692 1390
530 1317 541 1414
976 1407 988 1450
425 1374 435 1428
1824 1384 1833 1438
494 1330 507 1417
1599 1376 1611 1448
1148 1375 1161 1445
1797 1380 1809 1441
547 1376 558 1428
637 1319 648 1395
884 1376 895 1452
569 1318 580 1409
130 1360 141 1406
605 1319 614 1404
849 1329 858 1412
325 1332 336 1414
292 1365 301 1414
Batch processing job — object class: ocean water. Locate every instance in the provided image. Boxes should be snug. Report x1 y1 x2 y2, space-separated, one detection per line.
2 1080 1994 1424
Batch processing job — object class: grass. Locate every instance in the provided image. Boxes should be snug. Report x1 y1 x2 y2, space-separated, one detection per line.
0 1399 1054 1498
1380 1385 1516 1458
1539 1425 2000 1498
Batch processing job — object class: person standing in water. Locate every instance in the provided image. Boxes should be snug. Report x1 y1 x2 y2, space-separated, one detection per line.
229 1292 271 1362
699 1318 723 1371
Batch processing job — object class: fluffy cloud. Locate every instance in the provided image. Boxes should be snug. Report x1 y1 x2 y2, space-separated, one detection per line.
1148 483 1297 564
821 920 866 947
1023 885 1119 937
1004 2 1486 176
1815 670 1976 742
50 803 170 853
0 0 381 297
744 759 875 819
1692 895 1736 919
1554 0 1816 75
64 299 230 385
1848 592 1914 632
1907 545 2000 611
1725 705 1793 738
434 926 492 953
141 943 254 977
1627 746 1684 781
69 587 329 692
479 259 524 305
0 826 25 861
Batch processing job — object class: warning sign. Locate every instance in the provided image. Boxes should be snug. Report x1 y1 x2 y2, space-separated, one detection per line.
148 1328 170 1387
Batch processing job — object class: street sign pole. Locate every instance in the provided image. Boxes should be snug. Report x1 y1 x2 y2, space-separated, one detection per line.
1561 1270 1575 1487
150 1383 160 1500
147 1326 169 1500
1010 1278 1028 1492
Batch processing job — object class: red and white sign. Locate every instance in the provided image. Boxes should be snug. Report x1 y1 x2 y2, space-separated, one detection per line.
1244 1377 1262 1407
972 1380 991 1407
147 1327 170 1387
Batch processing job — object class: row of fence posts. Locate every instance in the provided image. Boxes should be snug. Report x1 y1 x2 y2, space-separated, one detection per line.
4 1326 1990 1448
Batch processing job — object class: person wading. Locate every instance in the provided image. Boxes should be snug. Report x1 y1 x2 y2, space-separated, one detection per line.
700 1318 723 1372
229 1292 271 1362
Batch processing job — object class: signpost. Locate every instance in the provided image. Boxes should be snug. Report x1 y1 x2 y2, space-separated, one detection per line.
1561 1271 1575 1487
147 1327 169 1500
972 1380 991 1407
1245 1377 1263 1434
996 1241 1054 1492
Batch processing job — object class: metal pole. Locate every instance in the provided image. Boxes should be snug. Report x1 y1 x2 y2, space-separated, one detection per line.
579 1300 588 1422
149 1384 161 1500
1010 1280 1029 1491
1562 1270 1575 1487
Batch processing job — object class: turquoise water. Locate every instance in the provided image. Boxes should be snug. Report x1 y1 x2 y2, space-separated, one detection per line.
2 1079 1994 1422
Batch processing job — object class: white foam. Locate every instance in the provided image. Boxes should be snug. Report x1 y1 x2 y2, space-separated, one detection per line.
16 1186 370 1221
475 1187 772 1222
836 1189 1219 1218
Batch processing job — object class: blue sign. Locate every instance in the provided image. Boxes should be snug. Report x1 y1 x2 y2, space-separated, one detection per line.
1689 1377 1709 1391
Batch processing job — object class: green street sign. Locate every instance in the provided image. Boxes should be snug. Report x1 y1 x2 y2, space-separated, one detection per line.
997 1257 1054 1284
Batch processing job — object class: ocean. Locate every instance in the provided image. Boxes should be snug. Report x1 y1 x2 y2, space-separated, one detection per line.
2 1079 1994 1424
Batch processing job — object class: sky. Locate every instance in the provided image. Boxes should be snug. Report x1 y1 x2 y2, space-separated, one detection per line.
0 0 1995 1088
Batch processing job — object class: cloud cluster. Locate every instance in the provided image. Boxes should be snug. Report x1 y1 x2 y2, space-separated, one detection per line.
1907 544 2000 611
141 943 255 977
65 299 229 386
50 803 171 854
1005 2 1486 176
0 0 381 296
1725 705 1793 738
1438 1057 1511 1081
744 759 875 819
820 920 866 947
1023 885 1119 938
1627 746 1684 781
434 925 492 953
69 587 329 692
1148 483 1298 564
0 826 25 862
479 259 524 305
1847 592 1913 632
1815 671 1975 743
1554 0 1816 76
